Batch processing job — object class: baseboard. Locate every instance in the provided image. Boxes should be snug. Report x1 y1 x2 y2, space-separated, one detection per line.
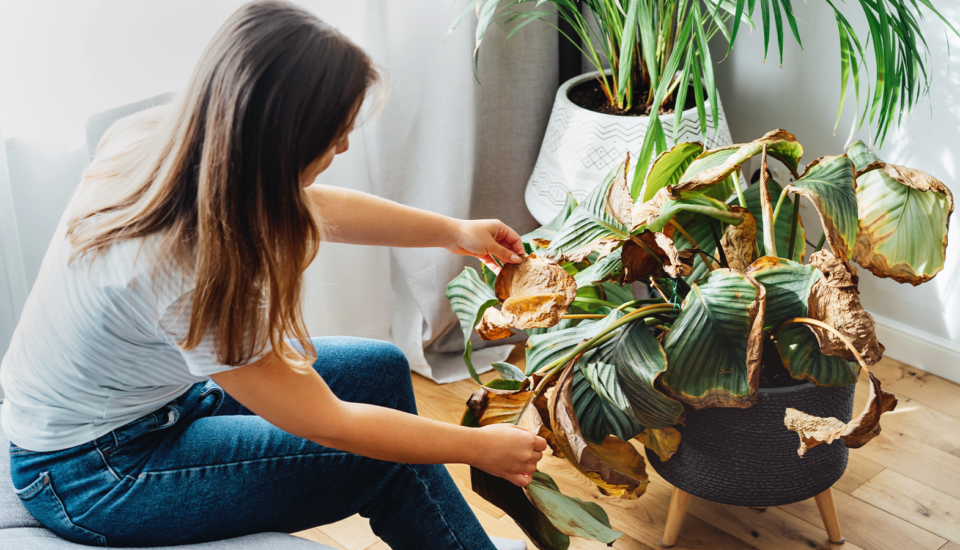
870 311 960 385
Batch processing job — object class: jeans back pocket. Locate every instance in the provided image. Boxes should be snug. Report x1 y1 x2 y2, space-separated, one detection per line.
15 472 108 547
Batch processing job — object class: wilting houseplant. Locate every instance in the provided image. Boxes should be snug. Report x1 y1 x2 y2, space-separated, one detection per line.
445 129 953 548
452 0 959 224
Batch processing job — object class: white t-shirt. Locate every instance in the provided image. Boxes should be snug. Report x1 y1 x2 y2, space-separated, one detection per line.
0 200 261 452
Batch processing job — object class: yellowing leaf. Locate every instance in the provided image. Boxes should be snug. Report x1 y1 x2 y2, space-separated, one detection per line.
466 378 534 426
475 307 515 341
635 427 682 462
621 231 696 282
550 365 649 499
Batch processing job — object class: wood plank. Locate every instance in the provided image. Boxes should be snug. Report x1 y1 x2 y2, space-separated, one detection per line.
363 542 390 550
853 431 960 502
940 543 960 550
684 493 866 550
833 453 885 494
779 484 946 550
852 469 960 544
293 528 348 550
539 456 758 550
315 514 380 550
871 357 960 422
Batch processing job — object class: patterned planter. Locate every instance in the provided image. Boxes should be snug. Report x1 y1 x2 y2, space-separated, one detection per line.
524 71 734 225
646 382 856 507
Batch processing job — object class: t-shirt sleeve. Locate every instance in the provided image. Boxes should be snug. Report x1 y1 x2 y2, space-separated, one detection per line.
157 291 269 377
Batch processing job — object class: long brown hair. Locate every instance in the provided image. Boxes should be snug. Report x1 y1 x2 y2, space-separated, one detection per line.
67 0 379 368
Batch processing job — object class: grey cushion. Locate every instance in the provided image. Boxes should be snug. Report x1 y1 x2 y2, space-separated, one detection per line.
0 528 328 550
84 92 175 161
0 406 331 549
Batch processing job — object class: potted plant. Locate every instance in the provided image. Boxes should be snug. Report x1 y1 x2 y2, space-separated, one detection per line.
445 129 953 549
451 0 957 224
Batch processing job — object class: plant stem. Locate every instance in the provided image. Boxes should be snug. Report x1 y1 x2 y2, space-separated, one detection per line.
770 185 792 229
735 175 748 208
787 194 801 260
814 233 826 252
571 297 622 309
669 219 715 271
536 304 679 376
561 314 608 320
707 219 728 268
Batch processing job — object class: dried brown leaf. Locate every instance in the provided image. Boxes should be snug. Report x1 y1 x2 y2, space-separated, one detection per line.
493 254 577 330
475 307 515 341
808 250 885 365
719 205 757 271
605 153 634 227
467 378 535 426
784 370 897 456
631 188 672 231
549 365 649 499
621 231 695 283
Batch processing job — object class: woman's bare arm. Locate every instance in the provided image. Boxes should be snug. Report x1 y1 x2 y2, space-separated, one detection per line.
305 184 525 268
210 351 546 487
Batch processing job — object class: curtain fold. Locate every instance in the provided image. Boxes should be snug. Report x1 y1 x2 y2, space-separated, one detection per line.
361 2 558 382
0 120 29 366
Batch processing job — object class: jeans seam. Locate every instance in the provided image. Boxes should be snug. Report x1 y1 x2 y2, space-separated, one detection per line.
135 452 353 478
94 445 122 483
403 464 472 550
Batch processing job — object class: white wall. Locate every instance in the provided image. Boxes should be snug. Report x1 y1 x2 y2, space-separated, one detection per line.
715 2 960 379
0 1 390 364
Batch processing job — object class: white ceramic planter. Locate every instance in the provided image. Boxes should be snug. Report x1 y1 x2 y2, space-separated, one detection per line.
525 71 735 224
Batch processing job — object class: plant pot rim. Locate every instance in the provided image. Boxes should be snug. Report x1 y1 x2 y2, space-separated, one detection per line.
559 70 710 122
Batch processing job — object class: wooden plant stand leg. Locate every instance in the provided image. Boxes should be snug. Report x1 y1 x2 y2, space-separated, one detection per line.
660 486 693 548
813 487 845 545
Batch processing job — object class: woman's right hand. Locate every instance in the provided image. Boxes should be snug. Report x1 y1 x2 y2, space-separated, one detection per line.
473 424 548 487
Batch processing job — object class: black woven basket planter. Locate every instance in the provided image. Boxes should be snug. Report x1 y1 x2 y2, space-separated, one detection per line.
646 382 856 507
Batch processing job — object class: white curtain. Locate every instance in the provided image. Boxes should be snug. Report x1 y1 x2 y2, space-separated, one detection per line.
0 0 559 384
361 2 558 382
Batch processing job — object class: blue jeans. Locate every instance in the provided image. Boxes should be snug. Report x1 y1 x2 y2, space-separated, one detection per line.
10 337 496 549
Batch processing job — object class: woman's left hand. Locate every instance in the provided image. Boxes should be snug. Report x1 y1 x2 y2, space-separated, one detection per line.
445 219 526 272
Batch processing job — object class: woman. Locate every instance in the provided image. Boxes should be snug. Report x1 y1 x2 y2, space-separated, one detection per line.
1 2 545 548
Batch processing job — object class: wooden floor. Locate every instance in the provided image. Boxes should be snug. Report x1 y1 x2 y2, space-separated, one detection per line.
294 349 960 550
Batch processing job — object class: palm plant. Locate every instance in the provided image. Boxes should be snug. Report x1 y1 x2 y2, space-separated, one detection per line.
452 0 958 198
446 130 952 548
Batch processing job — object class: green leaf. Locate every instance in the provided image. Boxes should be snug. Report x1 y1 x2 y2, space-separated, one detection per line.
671 130 802 200
746 256 858 386
847 141 954 285
578 320 684 430
744 177 805 261
645 195 742 233
524 309 622 376
673 213 722 283
573 367 645 444
523 193 578 250
526 472 623 544
641 142 705 203
574 248 623 288
774 324 860 387
446 267 499 384
491 362 526 382
662 269 764 408
547 159 632 262
470 467 570 550
787 155 859 263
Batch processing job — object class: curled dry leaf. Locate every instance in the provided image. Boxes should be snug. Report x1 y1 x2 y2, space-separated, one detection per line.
606 152 635 227
466 378 535 426
808 250 885 365
477 255 577 336
519 372 564 457
784 370 897 456
475 307 515 341
670 130 802 199
635 427 682 462
550 364 649 499
719 206 757 271
854 161 955 285
632 188 672 231
621 231 696 283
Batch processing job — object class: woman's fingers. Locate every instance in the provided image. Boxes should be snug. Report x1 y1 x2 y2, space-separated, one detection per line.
511 473 533 488
491 243 521 265
495 223 526 257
